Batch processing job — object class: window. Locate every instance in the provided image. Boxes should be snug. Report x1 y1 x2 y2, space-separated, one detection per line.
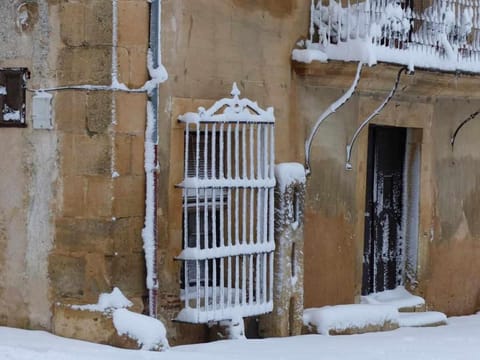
176 84 276 324
181 130 223 289
0 68 29 127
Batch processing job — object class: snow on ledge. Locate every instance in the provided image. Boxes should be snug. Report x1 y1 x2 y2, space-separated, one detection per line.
361 286 425 310
275 163 306 192
292 49 328 64
70 287 133 313
303 304 399 335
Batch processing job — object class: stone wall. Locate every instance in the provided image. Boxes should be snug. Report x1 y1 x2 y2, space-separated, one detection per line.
50 0 150 341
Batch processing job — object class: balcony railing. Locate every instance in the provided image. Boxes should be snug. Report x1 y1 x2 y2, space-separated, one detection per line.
295 0 480 73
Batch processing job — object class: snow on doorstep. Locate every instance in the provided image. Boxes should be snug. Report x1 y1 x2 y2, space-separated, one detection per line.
361 286 425 310
112 308 169 351
399 312 447 327
303 304 399 335
275 163 306 191
70 287 132 313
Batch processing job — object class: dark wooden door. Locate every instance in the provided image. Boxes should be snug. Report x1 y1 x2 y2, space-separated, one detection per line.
362 126 406 295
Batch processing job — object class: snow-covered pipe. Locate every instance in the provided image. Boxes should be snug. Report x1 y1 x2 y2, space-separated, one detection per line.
345 66 408 170
143 0 162 318
304 62 363 176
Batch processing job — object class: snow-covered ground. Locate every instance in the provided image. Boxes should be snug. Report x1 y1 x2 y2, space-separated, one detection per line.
3 313 480 360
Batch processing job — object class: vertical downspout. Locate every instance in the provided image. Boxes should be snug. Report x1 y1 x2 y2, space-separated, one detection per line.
147 0 161 318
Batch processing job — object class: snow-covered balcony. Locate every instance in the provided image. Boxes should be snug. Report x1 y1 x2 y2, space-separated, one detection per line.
294 0 480 73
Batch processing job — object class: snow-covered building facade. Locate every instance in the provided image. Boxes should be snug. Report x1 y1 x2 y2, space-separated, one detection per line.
1 0 480 349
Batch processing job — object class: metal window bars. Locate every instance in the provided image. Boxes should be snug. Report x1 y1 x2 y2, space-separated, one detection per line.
176 83 275 324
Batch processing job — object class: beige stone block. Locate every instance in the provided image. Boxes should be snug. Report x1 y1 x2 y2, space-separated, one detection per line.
61 176 87 217
117 46 130 86
55 218 113 254
55 91 86 134
115 92 147 134
131 134 145 176
111 216 144 254
86 176 113 218
59 133 76 176
127 46 149 88
58 47 111 86
60 2 85 47
115 134 132 176
118 1 149 48
86 92 112 135
52 305 139 349
84 253 112 302
111 253 146 296
49 254 86 298
113 175 145 217
73 134 111 176
84 1 113 46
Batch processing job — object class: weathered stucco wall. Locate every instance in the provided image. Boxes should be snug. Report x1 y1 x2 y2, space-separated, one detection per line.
295 61 480 316
0 0 59 330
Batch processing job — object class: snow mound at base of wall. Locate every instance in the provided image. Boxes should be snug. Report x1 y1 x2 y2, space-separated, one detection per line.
303 304 399 335
112 308 169 351
361 286 425 310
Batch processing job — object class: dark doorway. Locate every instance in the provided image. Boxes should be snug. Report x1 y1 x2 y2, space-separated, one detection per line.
362 125 407 295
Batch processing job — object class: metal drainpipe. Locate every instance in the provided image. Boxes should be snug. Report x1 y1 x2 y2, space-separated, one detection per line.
147 0 161 318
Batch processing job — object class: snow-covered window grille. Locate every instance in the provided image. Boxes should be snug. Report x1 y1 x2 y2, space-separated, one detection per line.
307 0 480 72
176 83 276 324
0 68 29 127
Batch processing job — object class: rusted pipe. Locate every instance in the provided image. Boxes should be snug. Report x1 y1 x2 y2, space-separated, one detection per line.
451 110 480 149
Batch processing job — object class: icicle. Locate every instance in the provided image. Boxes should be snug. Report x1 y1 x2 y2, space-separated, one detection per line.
249 254 254 306
255 254 260 305
195 123 201 316
226 123 233 309
309 0 315 43
235 255 240 306
269 252 274 303
242 254 247 305
183 125 190 309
